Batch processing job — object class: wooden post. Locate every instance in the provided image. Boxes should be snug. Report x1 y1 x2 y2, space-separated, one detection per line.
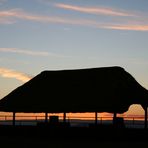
144 107 147 129
133 118 135 126
95 112 98 125
63 112 66 123
100 117 102 125
113 112 117 126
45 112 48 123
13 112 16 126
114 112 117 119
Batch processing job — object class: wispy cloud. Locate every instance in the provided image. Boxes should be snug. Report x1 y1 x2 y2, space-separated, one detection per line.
0 68 32 82
0 48 49 56
0 9 18 24
55 3 134 17
0 47 71 58
103 24 148 31
0 9 99 26
0 9 148 31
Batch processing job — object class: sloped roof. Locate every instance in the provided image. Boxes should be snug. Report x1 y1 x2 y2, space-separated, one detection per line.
0 66 148 113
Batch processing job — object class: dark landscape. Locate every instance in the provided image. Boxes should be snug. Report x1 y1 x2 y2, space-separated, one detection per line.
0 125 148 148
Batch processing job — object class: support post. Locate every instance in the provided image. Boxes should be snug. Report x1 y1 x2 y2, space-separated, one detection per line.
114 112 117 119
63 112 66 123
45 112 48 123
113 112 117 126
95 112 98 125
144 107 147 129
13 112 16 126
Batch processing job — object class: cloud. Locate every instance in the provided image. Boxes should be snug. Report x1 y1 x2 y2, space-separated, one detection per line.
0 9 99 26
0 9 20 17
0 9 18 24
0 9 148 31
103 24 148 31
0 68 32 82
55 3 134 17
0 47 72 58
0 48 49 56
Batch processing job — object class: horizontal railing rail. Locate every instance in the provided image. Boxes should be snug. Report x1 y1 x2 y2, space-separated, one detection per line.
0 115 146 128
0 116 145 122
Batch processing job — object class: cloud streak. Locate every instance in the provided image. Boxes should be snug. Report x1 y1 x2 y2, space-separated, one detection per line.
0 9 92 24
0 47 72 58
0 9 101 28
0 48 49 56
55 3 134 17
0 68 32 82
0 9 148 31
103 24 148 31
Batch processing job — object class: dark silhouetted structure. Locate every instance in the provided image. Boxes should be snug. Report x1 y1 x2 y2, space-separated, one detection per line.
0 66 147 127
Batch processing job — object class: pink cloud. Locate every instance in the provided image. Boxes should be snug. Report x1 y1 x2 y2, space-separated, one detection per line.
0 68 32 83
0 9 148 31
55 3 134 17
0 9 99 26
103 24 148 31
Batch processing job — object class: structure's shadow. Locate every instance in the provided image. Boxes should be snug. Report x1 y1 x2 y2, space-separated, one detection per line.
0 124 147 142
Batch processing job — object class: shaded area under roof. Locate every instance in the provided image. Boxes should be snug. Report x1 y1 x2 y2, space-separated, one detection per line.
0 66 148 113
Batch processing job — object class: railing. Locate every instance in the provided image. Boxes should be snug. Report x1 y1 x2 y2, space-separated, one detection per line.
0 115 146 128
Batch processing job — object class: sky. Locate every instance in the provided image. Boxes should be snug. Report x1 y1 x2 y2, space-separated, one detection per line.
0 0 148 117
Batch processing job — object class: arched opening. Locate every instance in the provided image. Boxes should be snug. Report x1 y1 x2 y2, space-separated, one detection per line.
124 104 145 128
126 104 144 117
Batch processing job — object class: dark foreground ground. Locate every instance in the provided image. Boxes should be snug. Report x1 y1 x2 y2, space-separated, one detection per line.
0 125 148 148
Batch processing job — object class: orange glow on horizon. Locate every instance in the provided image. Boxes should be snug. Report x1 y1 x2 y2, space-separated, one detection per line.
0 104 145 121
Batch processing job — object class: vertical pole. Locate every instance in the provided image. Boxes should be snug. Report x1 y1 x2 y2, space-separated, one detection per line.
144 107 147 129
113 112 117 126
95 112 98 125
133 118 135 126
100 117 102 125
45 112 48 123
13 112 16 126
114 112 117 119
63 112 66 123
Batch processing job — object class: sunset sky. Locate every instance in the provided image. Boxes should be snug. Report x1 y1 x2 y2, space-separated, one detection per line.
0 0 148 117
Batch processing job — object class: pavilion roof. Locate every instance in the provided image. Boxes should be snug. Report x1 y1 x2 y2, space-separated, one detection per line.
0 66 148 113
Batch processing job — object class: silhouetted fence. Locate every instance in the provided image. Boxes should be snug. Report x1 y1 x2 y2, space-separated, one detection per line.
0 115 146 128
